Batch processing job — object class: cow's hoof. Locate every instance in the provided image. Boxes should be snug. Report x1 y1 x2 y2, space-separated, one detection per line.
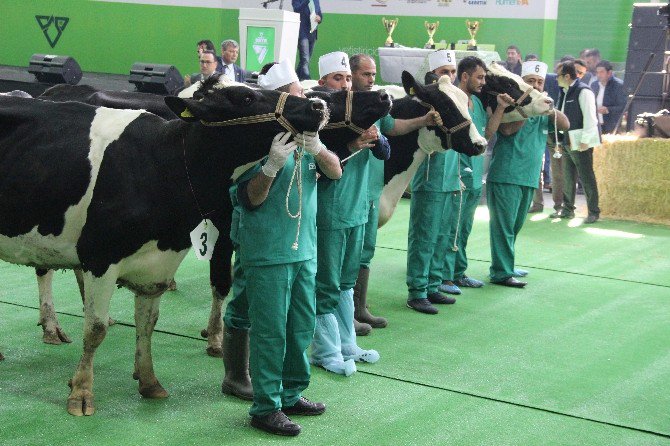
67 394 95 416
206 346 223 358
108 317 116 326
0 352 4 361
132 371 139 381
43 327 72 345
139 382 169 399
200 329 209 338
167 279 177 291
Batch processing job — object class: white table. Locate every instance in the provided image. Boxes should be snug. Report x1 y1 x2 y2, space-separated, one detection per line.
378 47 501 84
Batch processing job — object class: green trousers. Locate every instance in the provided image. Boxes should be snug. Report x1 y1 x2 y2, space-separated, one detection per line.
406 191 458 299
316 224 365 315
487 182 534 282
246 259 317 416
223 252 250 330
360 199 379 269
443 188 482 281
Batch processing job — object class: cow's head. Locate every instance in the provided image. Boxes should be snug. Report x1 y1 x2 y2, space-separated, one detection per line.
165 74 328 136
401 71 487 156
306 88 392 154
485 61 553 120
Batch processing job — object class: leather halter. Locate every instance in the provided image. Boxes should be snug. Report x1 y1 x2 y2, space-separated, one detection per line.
322 90 367 135
417 100 472 149
487 86 534 119
199 92 299 136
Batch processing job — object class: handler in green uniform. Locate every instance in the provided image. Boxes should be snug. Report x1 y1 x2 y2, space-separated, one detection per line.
487 61 569 287
311 52 440 373
442 56 512 291
231 60 343 437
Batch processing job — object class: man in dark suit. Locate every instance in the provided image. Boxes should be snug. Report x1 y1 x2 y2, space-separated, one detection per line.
592 60 627 133
293 0 322 80
189 50 218 84
220 39 247 82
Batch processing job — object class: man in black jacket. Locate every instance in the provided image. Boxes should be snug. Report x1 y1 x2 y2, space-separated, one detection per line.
592 60 627 134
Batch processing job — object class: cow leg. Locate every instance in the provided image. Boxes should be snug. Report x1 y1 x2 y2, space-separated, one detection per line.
133 294 168 399
67 270 116 416
74 269 115 326
36 268 72 345
200 289 224 357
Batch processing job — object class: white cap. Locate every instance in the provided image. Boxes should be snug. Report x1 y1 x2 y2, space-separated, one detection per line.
258 59 299 90
521 61 548 79
318 51 351 78
428 50 456 71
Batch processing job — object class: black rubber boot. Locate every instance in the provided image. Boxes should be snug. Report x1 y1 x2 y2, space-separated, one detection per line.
221 325 253 401
353 267 387 328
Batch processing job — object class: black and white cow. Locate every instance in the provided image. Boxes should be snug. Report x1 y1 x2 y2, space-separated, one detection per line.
0 81 327 415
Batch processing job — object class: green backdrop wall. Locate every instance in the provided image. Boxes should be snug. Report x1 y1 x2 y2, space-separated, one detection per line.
0 0 647 83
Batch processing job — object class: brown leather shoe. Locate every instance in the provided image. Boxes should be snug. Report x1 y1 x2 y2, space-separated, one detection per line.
250 411 301 436
282 397 326 416
491 277 527 288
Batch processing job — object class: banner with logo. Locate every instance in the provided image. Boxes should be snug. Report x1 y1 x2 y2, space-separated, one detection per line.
94 0 559 20
245 26 275 72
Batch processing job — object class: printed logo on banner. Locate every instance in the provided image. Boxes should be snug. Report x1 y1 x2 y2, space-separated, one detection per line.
35 15 69 48
253 32 268 65
462 0 487 5
245 26 275 72
495 0 529 5
438 0 452 5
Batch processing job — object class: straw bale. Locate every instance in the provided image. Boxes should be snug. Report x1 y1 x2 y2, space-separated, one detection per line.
593 137 670 225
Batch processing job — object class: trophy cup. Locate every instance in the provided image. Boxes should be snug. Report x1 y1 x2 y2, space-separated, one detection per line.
424 21 439 49
466 20 480 50
382 18 399 47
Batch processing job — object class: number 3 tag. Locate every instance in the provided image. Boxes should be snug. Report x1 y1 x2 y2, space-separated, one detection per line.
190 219 219 261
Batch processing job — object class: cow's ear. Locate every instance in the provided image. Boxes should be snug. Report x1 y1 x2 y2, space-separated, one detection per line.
164 97 201 122
401 71 425 98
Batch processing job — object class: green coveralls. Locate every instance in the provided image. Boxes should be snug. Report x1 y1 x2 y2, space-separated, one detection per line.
223 194 250 331
360 115 395 268
443 95 487 281
487 115 549 282
234 151 319 417
406 147 461 300
316 115 394 315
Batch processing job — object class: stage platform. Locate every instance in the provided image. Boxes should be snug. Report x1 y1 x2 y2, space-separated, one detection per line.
0 64 137 96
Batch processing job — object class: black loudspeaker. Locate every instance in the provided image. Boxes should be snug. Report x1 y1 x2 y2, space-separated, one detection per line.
27 54 82 85
128 63 184 95
623 3 670 131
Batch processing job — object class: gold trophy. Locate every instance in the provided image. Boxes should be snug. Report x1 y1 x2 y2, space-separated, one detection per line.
382 18 399 47
424 21 439 49
466 20 480 50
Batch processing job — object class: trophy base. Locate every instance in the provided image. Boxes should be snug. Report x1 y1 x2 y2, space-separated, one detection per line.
424 44 435 49
384 43 400 48
466 45 478 51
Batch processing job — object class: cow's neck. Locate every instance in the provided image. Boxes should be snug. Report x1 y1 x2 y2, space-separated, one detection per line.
378 148 428 227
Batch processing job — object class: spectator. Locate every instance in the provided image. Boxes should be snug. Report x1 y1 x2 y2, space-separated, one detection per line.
504 45 522 76
592 60 627 133
582 48 601 87
574 59 589 82
525 53 539 62
293 0 322 80
220 39 247 82
189 50 218 84
553 60 601 224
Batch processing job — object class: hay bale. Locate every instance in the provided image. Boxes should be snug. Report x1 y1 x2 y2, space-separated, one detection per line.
593 137 670 225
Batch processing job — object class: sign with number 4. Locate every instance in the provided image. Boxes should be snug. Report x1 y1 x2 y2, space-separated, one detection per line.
190 219 219 261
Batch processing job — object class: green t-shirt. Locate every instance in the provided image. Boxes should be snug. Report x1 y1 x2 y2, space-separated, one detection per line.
459 95 487 191
487 115 549 188
367 113 396 202
411 148 461 193
236 150 318 266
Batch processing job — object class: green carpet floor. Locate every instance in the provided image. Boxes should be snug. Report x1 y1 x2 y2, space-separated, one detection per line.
1 200 669 445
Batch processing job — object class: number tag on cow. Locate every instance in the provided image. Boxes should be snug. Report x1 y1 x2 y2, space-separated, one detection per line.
190 219 219 261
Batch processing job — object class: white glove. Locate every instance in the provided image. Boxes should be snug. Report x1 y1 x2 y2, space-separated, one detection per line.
294 131 324 156
262 132 297 178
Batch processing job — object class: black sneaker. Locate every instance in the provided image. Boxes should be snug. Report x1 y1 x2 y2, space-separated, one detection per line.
406 298 438 314
282 397 326 416
427 292 456 304
251 411 301 436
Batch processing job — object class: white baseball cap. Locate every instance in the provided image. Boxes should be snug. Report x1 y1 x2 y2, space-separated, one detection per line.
521 61 548 79
428 50 457 71
258 59 299 90
318 51 351 78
